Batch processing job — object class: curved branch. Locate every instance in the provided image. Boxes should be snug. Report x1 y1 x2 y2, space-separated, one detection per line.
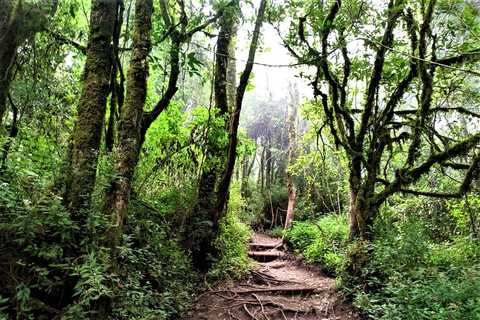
356 0 404 148
376 131 480 205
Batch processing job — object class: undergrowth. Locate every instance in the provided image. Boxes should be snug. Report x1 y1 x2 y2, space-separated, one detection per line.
209 181 255 280
0 169 195 320
265 226 284 238
345 209 480 320
284 214 349 275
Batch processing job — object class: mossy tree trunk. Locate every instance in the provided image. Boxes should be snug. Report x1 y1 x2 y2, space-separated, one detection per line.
102 0 153 250
281 0 480 286
213 0 268 228
105 0 125 152
189 1 239 269
227 29 237 113
65 0 117 216
102 0 221 253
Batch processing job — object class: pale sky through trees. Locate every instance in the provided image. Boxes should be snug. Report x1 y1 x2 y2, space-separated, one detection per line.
234 4 312 106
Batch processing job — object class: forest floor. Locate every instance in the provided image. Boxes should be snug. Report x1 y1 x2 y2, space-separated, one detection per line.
183 232 362 320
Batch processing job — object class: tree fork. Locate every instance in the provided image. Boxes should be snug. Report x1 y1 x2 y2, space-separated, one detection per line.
213 0 268 229
102 0 153 250
65 0 117 214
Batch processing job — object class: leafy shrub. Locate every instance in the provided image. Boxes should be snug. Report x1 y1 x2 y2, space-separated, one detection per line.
266 226 284 238
109 226 193 320
349 213 480 320
285 214 349 275
0 167 196 320
209 182 254 280
284 221 319 251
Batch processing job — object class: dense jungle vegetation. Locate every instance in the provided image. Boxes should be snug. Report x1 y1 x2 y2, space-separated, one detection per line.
0 0 479 319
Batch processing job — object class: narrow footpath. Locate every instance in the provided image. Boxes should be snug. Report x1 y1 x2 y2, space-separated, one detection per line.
184 233 361 320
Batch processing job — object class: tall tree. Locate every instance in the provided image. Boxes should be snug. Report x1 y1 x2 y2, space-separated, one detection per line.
189 0 240 268
103 0 221 250
213 0 268 228
284 83 299 230
279 0 480 282
65 0 117 214
102 0 153 250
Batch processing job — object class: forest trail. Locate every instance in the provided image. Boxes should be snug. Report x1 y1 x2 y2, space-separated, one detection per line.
184 233 361 320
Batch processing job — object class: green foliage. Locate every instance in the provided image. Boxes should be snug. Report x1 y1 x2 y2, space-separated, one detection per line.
210 182 254 279
285 214 349 275
347 210 480 320
108 210 193 320
0 162 195 319
447 195 480 237
0 172 104 318
265 226 284 238
0 295 8 320
284 221 318 251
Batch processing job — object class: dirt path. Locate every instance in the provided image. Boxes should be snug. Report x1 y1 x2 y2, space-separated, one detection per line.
184 233 361 320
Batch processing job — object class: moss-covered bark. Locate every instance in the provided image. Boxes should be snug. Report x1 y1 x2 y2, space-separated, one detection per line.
0 0 20 131
186 1 240 269
102 0 153 250
213 0 267 227
65 0 117 214
227 32 237 113
105 1 124 152
213 4 237 117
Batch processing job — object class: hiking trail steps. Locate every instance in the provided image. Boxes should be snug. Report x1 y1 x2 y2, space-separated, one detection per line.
183 232 362 320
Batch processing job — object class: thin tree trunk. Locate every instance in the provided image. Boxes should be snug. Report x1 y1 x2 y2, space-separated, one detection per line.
284 83 298 230
227 28 237 113
103 0 153 250
65 0 117 215
0 94 18 170
241 149 256 196
213 0 267 229
270 156 275 186
265 138 272 189
105 1 124 152
259 146 265 186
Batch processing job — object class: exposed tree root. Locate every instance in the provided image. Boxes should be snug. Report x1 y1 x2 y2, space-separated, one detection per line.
223 296 316 320
248 251 285 258
196 286 318 303
249 242 283 249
